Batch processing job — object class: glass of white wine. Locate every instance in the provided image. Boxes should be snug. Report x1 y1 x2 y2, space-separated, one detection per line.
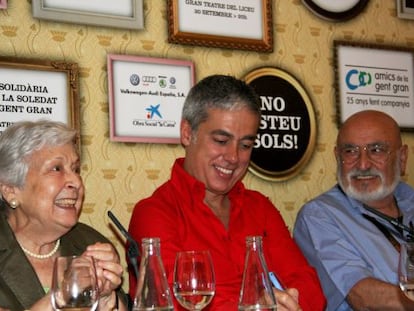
173 250 215 310
399 242 414 301
51 255 99 311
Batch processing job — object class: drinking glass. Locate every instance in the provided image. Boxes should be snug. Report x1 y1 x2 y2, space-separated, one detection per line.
173 250 215 310
399 242 414 301
51 255 99 311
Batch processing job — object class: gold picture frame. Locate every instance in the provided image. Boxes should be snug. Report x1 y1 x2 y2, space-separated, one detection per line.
167 0 273 52
0 57 80 144
302 0 369 22
244 67 316 181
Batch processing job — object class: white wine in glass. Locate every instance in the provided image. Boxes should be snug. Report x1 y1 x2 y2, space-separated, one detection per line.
173 250 215 310
51 256 99 311
399 242 414 301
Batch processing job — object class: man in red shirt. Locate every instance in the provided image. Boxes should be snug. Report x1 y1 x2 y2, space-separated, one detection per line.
128 75 326 311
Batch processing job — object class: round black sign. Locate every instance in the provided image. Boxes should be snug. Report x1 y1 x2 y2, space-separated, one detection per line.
244 67 316 181
302 0 369 22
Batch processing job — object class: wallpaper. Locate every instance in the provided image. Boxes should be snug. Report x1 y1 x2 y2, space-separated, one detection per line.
1 0 414 291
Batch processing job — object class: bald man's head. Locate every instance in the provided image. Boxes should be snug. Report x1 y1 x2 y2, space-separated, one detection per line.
335 110 408 205
337 110 402 148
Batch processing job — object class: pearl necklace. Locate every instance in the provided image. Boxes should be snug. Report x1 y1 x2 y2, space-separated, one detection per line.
20 239 60 259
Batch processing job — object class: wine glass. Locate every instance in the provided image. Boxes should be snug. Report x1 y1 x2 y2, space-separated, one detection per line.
399 242 414 300
51 255 99 311
173 250 215 310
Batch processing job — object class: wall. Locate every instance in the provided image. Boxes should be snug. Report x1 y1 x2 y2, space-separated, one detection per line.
1 0 414 291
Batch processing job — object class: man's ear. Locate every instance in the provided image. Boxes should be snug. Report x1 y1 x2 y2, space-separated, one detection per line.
399 144 409 176
180 119 192 147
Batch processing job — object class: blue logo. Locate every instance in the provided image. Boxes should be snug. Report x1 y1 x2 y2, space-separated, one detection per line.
345 69 372 90
146 104 162 119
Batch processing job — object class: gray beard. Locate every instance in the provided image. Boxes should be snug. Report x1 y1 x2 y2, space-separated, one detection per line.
337 160 401 203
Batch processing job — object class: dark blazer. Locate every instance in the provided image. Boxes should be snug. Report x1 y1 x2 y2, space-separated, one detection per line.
0 212 127 310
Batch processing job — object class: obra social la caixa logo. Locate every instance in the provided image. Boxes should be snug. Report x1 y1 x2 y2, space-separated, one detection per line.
345 69 372 90
145 104 162 119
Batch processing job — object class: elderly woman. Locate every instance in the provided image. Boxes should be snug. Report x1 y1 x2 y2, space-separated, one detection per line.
0 120 127 311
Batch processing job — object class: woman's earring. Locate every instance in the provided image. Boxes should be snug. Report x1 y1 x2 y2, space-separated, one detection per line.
9 199 18 209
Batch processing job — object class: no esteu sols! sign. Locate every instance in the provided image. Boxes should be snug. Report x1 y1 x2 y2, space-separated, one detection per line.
244 67 316 181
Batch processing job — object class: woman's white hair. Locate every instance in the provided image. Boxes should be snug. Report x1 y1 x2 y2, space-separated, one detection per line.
0 120 78 188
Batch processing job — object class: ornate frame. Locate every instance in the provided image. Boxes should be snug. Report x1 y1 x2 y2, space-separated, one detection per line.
167 0 273 52
0 57 80 144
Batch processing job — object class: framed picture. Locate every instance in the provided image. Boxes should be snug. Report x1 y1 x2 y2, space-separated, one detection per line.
0 0 7 9
244 67 316 181
0 57 80 140
302 0 369 22
334 41 414 131
397 0 414 20
107 54 195 144
167 0 273 52
32 0 144 30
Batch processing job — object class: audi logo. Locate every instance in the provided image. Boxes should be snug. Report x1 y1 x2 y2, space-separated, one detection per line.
142 76 157 83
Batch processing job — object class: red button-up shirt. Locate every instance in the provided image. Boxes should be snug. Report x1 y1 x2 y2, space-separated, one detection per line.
128 158 326 311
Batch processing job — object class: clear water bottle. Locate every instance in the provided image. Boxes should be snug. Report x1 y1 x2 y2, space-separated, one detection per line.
238 236 277 311
133 237 174 311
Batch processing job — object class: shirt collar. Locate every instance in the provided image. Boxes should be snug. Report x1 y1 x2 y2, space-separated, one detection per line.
337 182 412 215
172 157 246 206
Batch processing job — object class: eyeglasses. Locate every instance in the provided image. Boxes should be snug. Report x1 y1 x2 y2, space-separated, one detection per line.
338 143 394 165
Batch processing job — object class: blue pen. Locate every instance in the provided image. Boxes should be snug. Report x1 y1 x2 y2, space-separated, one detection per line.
269 271 284 291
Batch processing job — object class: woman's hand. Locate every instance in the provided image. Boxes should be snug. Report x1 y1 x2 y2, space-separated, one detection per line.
84 242 125 310
274 288 302 311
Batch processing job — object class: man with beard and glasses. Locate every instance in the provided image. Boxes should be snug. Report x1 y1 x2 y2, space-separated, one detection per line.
293 110 414 311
